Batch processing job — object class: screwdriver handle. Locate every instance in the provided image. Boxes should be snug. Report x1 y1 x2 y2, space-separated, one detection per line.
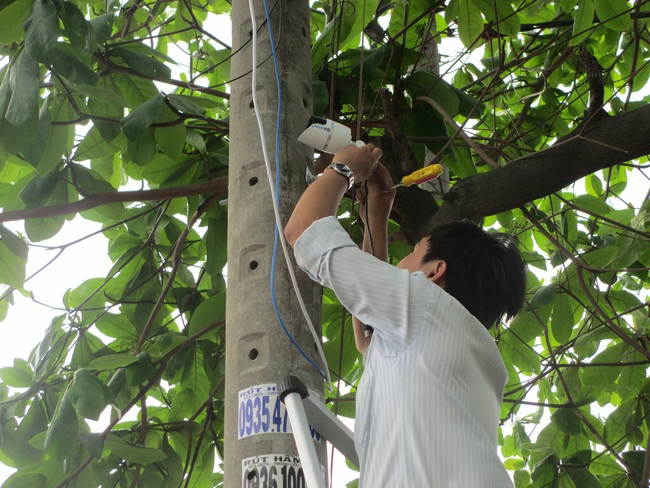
391 164 443 189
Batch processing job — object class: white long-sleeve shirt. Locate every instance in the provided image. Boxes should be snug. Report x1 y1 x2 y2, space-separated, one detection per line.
294 217 513 488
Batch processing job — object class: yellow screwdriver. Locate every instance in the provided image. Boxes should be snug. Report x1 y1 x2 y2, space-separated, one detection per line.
389 164 444 189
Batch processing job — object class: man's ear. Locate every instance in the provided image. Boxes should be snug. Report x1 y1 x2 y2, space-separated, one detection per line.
425 259 447 286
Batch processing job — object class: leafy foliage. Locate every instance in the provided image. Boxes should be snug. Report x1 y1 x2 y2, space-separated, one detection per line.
0 0 649 487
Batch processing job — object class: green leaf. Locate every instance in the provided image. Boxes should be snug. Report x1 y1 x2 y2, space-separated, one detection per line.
20 170 63 209
166 94 206 116
125 353 153 386
621 450 645 480
185 128 206 154
571 0 595 46
4 49 40 129
86 353 140 371
73 126 127 161
89 13 114 44
180 348 210 410
551 293 574 343
126 126 157 165
531 453 559 488
44 392 79 460
22 0 59 64
581 246 618 269
570 195 613 215
473 0 521 37
1 472 47 488
156 123 186 161
448 144 478 178
188 292 226 338
95 313 139 339
457 0 484 49
0 224 28 259
18 169 70 241
0 0 31 48
79 431 104 459
0 237 26 288
169 388 195 421
104 434 167 464
513 470 532 488
581 342 626 389
23 98 72 176
564 466 602 488
68 369 108 420
594 0 631 32
61 1 95 55
405 71 460 117
530 284 557 309
185 443 214 488
49 44 99 85
25 214 67 242
70 333 97 369
68 163 124 219
121 94 165 141
114 46 172 82
112 73 159 107
507 309 545 344
604 401 635 445
551 409 582 436
0 365 32 387
0 298 7 322
617 352 646 402
310 11 349 71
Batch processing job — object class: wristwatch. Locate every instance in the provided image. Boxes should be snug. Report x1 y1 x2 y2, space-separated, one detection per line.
327 162 355 190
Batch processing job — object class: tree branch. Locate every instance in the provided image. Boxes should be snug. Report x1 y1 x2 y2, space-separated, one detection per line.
0 177 228 223
420 104 650 237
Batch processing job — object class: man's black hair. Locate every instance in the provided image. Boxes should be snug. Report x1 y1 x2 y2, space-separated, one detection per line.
422 220 527 329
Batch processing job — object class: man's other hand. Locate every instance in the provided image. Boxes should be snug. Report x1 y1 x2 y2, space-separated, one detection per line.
356 163 396 225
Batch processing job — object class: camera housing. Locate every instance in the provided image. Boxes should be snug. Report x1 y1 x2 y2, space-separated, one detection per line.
298 116 364 154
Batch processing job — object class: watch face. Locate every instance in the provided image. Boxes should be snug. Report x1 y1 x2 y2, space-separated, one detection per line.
329 162 354 189
333 163 352 176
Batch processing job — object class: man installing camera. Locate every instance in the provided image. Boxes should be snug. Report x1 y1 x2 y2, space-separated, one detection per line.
285 143 526 487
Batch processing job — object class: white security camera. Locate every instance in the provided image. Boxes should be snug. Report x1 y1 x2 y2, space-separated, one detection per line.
298 116 365 154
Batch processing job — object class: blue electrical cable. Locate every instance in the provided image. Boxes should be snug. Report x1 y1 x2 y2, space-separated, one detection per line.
262 0 327 379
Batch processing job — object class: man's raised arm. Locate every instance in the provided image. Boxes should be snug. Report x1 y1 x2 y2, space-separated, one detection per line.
284 144 382 247
352 163 396 354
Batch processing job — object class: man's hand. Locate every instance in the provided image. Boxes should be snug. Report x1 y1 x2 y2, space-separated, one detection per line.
356 163 396 226
285 143 382 248
332 144 382 183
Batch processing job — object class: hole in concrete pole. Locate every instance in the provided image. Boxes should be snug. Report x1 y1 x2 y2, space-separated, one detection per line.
303 97 309 109
249 349 259 360
249 176 258 186
249 100 254 108
249 260 258 270
302 27 307 37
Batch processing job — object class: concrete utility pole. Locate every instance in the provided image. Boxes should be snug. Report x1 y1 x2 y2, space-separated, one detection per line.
225 1 326 487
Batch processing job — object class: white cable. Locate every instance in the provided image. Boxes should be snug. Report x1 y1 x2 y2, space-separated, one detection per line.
247 0 332 388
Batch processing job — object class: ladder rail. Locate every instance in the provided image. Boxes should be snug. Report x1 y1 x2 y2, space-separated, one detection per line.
278 376 359 488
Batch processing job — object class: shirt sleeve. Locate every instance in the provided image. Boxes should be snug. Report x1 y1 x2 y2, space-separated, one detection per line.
294 216 434 353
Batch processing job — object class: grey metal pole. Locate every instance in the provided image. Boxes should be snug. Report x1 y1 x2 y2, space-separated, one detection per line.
225 1 326 486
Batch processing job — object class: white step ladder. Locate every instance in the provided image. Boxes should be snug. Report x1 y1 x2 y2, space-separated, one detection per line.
277 375 359 488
